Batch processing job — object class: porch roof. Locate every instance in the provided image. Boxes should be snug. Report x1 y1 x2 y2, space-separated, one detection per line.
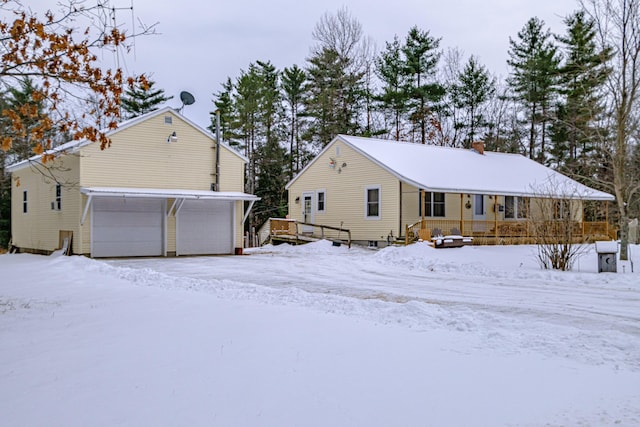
80 187 259 201
335 135 615 201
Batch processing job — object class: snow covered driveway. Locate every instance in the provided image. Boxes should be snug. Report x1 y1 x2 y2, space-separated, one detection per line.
2 242 639 426
110 242 640 369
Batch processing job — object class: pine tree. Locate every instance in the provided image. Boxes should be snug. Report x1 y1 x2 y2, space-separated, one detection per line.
209 78 238 147
450 56 496 147
401 26 445 144
376 35 408 141
304 47 364 148
507 17 560 161
551 11 611 175
121 80 173 119
281 65 307 178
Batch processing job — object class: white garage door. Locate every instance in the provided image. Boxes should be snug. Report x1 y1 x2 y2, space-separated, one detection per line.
92 198 164 258
177 200 234 255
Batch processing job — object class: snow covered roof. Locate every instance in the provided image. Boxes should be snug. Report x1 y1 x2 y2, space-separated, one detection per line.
6 107 248 172
288 135 614 201
80 187 259 201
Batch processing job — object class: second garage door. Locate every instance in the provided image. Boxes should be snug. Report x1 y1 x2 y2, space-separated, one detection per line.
176 199 234 255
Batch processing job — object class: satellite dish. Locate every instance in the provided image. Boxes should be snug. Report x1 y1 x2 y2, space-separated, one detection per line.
180 91 195 106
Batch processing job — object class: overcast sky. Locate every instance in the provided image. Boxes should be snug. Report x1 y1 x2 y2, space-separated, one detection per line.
43 0 581 128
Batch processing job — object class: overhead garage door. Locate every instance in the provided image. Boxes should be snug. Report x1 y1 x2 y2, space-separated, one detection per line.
177 199 234 255
92 198 164 257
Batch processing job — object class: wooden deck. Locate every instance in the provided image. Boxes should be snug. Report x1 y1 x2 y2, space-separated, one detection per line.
268 219 352 248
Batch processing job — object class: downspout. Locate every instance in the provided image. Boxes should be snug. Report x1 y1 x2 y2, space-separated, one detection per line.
215 110 221 192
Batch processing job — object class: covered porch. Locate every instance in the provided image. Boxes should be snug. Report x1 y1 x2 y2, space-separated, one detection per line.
403 190 615 246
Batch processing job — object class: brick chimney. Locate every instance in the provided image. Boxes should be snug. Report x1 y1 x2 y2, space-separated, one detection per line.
471 141 484 155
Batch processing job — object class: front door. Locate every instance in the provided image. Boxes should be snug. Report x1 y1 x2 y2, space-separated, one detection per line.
473 194 487 232
302 192 314 233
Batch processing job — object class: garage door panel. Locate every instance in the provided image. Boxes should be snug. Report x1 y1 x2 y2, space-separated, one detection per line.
92 198 164 257
177 200 233 255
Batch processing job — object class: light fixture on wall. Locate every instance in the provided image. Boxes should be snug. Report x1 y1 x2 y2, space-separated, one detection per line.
295 196 300 204
167 131 177 143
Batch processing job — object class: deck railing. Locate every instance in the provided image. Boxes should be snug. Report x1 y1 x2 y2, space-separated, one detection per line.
269 218 352 247
405 219 615 245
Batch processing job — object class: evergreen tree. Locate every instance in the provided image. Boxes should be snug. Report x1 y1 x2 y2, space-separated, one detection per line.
402 26 445 144
121 80 173 119
375 35 409 141
4 77 50 159
304 47 364 148
450 56 496 147
507 17 560 161
281 65 307 178
304 8 367 148
233 64 261 196
551 11 611 175
0 78 52 248
209 78 238 147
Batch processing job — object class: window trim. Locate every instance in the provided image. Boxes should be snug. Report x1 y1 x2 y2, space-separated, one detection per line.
365 185 381 220
504 196 528 220
55 184 62 211
316 189 326 213
418 190 445 217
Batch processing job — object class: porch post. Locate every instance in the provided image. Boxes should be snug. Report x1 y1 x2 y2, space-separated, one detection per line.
460 193 464 235
494 194 498 239
606 200 609 238
420 189 425 229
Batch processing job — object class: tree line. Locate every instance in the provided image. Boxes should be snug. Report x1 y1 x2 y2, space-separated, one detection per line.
206 3 640 258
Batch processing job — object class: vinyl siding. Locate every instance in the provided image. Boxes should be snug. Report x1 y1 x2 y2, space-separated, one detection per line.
288 140 399 242
11 110 249 255
11 155 82 254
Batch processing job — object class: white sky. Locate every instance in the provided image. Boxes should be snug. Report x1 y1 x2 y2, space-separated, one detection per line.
30 0 580 128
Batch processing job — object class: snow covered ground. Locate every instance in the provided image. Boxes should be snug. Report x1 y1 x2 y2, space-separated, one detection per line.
1 242 639 426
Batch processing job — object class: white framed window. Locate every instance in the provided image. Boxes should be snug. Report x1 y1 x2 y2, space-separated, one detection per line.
55 184 62 210
164 116 173 124
317 190 326 213
23 190 28 213
504 196 528 219
365 185 381 219
418 191 445 217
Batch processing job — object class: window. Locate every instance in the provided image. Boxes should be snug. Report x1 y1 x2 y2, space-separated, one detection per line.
164 116 173 124
23 190 28 213
418 191 445 217
505 196 528 219
55 184 62 210
365 185 380 219
317 190 326 212
553 199 571 220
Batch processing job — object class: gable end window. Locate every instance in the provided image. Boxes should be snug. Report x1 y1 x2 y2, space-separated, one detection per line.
23 190 28 213
317 190 326 212
365 185 381 219
418 191 445 217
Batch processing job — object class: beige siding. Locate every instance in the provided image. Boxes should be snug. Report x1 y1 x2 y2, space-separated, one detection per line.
11 155 82 254
12 110 249 256
288 140 399 242
79 111 245 191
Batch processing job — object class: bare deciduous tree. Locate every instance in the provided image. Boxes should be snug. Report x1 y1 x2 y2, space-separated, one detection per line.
581 0 640 260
